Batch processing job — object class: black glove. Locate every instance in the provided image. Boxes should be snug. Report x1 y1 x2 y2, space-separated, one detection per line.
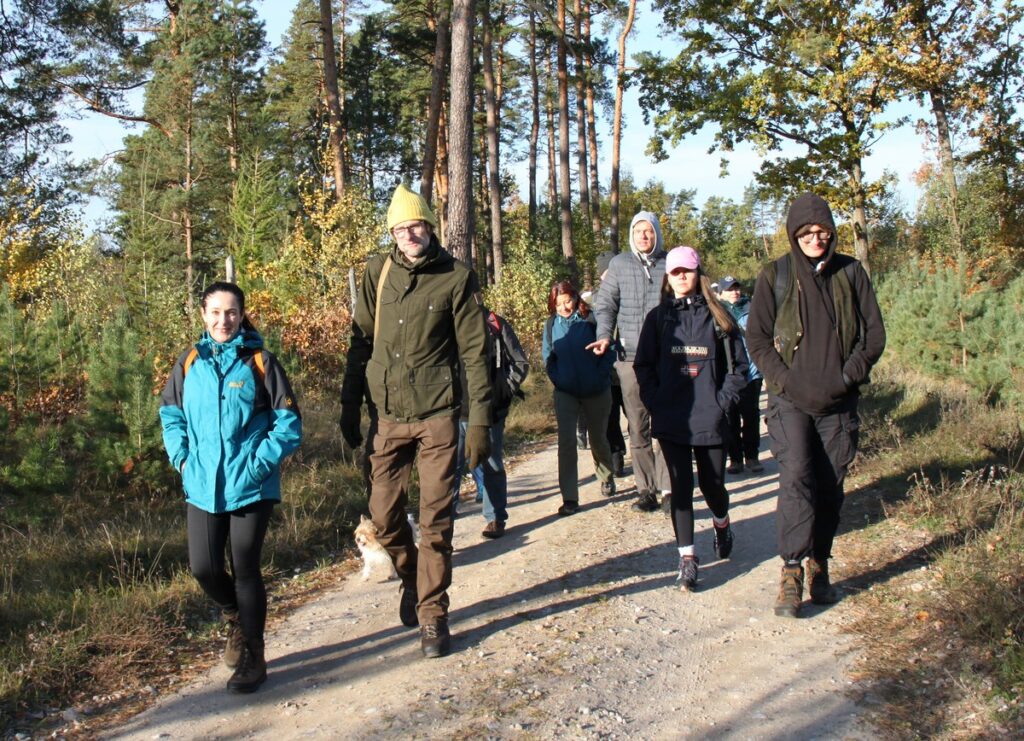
465 425 491 470
339 404 363 449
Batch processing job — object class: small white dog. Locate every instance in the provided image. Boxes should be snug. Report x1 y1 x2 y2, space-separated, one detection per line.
353 513 419 581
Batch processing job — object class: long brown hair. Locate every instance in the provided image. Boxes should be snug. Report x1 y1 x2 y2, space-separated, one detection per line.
660 269 735 334
547 280 590 318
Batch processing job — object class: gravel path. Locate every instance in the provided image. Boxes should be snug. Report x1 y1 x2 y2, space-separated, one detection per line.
107 437 870 740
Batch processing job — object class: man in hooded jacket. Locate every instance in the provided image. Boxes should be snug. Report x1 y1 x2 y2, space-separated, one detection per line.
588 211 672 512
746 193 885 618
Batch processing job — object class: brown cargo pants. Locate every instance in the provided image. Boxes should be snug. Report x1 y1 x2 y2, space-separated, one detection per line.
366 414 458 624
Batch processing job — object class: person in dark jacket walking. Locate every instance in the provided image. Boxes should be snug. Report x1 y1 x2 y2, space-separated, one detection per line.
542 280 617 516
160 282 302 693
634 247 749 591
719 276 765 474
339 184 492 658
746 193 886 618
453 306 530 538
593 251 628 476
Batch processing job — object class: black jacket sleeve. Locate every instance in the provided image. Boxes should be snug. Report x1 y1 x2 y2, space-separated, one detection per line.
718 329 750 408
340 256 382 408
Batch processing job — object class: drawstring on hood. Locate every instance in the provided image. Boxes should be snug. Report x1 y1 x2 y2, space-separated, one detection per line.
629 211 665 283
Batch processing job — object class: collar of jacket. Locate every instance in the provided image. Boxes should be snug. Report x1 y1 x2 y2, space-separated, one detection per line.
556 310 586 326
198 328 263 358
633 245 667 266
669 294 703 310
392 234 451 272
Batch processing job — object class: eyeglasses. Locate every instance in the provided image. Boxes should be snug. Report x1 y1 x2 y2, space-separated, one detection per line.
798 230 831 242
392 222 427 238
668 268 693 276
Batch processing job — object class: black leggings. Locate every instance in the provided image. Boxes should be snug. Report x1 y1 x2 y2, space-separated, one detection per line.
659 440 729 548
187 499 274 644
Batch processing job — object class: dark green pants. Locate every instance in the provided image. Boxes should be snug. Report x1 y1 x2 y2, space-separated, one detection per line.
553 388 614 503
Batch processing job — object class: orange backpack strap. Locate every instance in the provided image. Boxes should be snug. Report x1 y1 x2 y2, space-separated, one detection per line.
252 349 266 381
182 347 199 377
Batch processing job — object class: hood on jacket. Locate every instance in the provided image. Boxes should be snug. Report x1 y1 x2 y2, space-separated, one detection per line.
786 193 838 272
629 211 665 263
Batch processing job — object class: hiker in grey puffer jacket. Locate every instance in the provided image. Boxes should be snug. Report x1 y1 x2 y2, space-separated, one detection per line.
588 211 672 511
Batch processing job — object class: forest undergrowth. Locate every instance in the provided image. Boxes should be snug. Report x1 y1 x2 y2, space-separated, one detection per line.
840 363 1024 738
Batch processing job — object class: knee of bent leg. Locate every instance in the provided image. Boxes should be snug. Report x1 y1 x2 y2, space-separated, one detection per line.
189 558 219 587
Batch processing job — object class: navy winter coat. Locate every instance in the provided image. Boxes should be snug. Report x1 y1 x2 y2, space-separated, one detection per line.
542 312 614 398
633 295 749 446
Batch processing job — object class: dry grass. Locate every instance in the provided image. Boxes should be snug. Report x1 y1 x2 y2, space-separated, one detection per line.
839 364 1024 738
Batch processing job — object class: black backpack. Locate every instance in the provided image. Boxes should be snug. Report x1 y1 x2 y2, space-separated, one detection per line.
487 312 527 410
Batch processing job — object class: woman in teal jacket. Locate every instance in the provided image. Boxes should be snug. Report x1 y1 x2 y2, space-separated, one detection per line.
160 282 302 694
542 280 617 516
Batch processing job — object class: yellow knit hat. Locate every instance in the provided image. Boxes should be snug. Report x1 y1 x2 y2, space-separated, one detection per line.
386 183 438 231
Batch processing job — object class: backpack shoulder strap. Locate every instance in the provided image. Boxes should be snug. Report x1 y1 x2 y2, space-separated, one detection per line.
182 347 199 377
486 310 501 336
716 325 735 376
252 349 266 381
372 255 394 340
773 253 791 309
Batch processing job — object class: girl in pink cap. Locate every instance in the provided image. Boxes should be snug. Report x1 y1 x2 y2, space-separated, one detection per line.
632 246 749 591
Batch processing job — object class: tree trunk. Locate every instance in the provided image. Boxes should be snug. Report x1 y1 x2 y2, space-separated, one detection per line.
447 0 474 265
339 0 349 186
477 102 491 285
847 159 870 271
227 93 239 175
545 47 558 210
319 0 345 199
583 0 601 239
481 0 503 282
435 105 450 237
421 0 450 203
610 0 637 254
929 88 965 257
556 0 576 278
573 0 590 231
527 10 539 235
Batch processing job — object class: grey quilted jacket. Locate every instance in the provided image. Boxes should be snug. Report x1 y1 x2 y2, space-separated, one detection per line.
594 247 668 361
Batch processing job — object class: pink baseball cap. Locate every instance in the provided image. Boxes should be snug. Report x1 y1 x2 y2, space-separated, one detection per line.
665 246 701 272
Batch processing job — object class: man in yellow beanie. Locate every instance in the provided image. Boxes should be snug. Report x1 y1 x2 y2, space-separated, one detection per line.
340 183 492 658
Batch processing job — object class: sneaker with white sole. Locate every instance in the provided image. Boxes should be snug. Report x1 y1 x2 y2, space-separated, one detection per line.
677 555 699 592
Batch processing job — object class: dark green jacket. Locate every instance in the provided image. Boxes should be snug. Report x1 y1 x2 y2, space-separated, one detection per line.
341 237 492 426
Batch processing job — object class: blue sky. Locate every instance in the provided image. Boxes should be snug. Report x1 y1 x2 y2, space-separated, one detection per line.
63 0 927 232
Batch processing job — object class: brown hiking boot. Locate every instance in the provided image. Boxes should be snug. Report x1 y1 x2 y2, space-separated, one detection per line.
227 640 267 693
774 563 804 618
223 611 244 669
808 558 840 604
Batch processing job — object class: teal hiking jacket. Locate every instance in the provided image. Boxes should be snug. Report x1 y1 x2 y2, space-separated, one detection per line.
159 329 302 513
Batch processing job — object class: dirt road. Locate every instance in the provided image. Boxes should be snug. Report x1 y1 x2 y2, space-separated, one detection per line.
107 440 870 740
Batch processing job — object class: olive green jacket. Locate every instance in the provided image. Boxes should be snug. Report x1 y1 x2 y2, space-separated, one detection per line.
341 238 492 427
